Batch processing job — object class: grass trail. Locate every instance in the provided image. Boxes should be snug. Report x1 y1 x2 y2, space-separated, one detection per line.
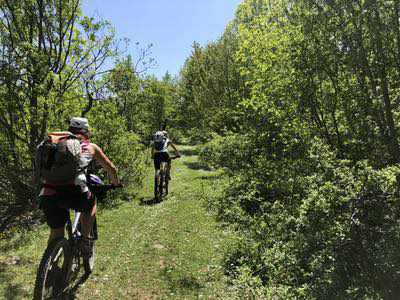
0 145 235 299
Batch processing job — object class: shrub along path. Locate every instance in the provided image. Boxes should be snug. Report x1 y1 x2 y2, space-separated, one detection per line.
0 145 235 299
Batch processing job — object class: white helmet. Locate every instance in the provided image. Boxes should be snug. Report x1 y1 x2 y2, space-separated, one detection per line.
70 117 89 131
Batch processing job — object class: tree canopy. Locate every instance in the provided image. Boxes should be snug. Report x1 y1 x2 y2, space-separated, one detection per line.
181 0 400 298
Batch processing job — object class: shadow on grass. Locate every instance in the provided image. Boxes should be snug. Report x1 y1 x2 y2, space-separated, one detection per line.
62 273 90 299
0 256 90 300
183 161 212 171
0 208 43 252
179 147 201 157
98 193 135 210
0 261 31 300
0 228 42 253
161 267 203 295
139 197 163 206
195 173 223 181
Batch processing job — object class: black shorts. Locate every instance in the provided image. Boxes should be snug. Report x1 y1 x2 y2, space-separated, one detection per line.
154 152 170 170
39 186 95 229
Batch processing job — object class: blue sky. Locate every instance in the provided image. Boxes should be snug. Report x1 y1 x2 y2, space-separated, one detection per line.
82 0 242 78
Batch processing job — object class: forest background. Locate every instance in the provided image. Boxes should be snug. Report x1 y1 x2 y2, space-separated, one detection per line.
1 0 400 298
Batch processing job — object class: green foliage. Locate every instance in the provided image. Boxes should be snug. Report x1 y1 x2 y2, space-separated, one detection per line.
199 134 250 172
0 3 111 185
289 0 400 165
87 101 145 191
208 137 400 298
177 31 246 137
108 59 180 145
183 0 400 298
0 0 145 229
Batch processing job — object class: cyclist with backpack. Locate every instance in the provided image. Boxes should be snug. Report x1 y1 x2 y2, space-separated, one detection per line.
35 117 121 257
152 130 181 182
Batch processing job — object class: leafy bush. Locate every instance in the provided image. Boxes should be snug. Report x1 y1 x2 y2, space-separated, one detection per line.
209 137 400 299
88 101 145 187
199 134 250 172
182 128 215 145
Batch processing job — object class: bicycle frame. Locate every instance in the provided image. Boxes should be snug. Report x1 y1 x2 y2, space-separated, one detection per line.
34 184 120 299
160 161 168 175
154 155 179 199
71 212 81 236
66 210 98 242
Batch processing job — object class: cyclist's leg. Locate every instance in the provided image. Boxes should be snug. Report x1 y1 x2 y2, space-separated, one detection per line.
80 198 96 239
40 195 68 244
49 228 65 244
69 191 95 237
163 153 172 180
154 152 162 180
69 191 96 256
160 161 166 178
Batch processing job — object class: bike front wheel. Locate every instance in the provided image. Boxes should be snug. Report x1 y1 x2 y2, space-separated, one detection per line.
34 237 71 300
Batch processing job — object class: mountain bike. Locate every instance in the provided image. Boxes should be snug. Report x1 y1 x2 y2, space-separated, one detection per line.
33 181 121 300
154 155 180 200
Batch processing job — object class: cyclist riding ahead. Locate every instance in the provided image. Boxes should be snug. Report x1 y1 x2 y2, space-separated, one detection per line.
152 129 181 194
35 117 121 258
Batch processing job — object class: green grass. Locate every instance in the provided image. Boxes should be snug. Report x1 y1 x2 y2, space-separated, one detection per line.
0 145 236 299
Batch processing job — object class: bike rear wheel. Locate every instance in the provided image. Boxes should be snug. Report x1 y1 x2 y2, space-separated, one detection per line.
154 176 159 199
155 171 164 200
157 174 163 200
34 237 71 300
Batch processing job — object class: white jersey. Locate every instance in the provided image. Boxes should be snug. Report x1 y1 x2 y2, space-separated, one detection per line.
156 138 170 153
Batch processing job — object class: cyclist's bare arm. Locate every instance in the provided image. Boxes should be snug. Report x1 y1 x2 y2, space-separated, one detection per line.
169 142 181 157
91 143 120 186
